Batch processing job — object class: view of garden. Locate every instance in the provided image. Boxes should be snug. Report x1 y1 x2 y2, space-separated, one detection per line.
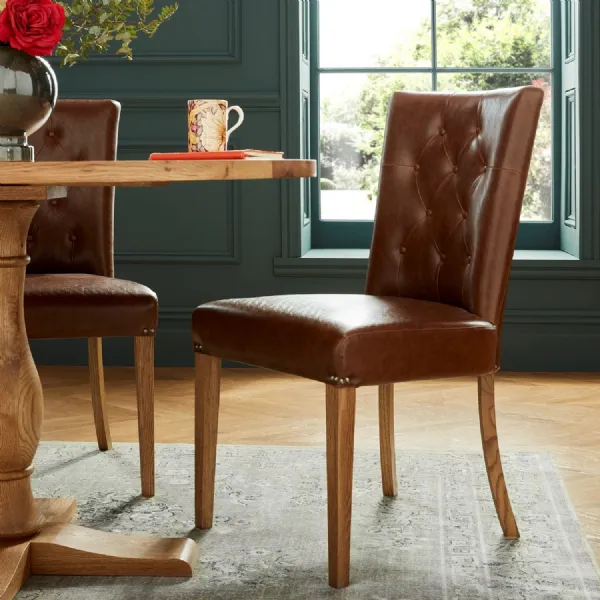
319 0 553 222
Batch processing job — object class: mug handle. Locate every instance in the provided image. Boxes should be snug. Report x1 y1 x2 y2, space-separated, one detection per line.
226 106 245 142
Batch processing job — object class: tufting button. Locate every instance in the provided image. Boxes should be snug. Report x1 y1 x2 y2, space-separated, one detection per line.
400 247 407 254
48 131 55 138
414 164 420 172
69 234 77 242
476 128 481 135
440 253 446 261
440 128 446 136
453 166 459 173
426 209 432 217
50 199 58 206
482 165 487 172
462 211 468 219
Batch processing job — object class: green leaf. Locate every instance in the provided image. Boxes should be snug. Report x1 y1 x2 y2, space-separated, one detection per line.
57 0 179 66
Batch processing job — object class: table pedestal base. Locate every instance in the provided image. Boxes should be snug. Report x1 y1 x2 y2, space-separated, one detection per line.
0 499 199 600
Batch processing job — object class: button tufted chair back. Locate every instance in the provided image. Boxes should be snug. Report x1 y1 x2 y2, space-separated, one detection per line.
366 87 544 326
27 100 121 277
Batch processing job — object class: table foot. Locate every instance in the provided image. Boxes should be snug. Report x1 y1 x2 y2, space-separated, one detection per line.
35 498 77 526
0 540 30 600
0 498 199 599
31 524 199 577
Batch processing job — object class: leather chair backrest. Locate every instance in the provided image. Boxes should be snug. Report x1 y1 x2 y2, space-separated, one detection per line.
27 99 121 277
366 87 544 326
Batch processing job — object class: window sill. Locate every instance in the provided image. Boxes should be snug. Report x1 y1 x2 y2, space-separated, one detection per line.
273 249 600 280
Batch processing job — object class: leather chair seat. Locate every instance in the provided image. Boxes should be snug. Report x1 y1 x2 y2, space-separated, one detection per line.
193 294 498 386
25 274 158 340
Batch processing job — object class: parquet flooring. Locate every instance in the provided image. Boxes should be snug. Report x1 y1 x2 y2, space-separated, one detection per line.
40 367 600 564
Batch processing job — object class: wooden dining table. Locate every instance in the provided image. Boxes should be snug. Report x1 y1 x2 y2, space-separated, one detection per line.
0 159 316 600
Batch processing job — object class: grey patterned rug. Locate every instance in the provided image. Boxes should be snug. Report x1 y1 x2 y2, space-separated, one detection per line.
17 443 600 599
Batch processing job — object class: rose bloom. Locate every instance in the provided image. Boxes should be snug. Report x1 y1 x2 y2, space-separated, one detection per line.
0 0 65 57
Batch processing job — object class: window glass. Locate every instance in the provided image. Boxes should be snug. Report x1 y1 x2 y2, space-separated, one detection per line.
316 0 554 223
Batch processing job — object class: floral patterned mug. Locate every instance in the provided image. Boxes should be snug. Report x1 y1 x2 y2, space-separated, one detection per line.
187 99 245 152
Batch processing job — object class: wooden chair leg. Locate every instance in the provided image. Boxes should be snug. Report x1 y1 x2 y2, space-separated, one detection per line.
378 383 397 497
478 374 519 538
134 336 155 498
325 385 356 589
195 353 221 530
88 338 112 452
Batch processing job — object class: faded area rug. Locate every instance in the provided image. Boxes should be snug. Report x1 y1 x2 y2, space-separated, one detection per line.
17 443 600 599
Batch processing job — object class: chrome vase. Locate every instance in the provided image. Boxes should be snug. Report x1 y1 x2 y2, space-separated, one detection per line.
0 46 57 162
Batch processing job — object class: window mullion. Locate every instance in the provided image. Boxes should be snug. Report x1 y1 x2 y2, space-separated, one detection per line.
432 0 438 90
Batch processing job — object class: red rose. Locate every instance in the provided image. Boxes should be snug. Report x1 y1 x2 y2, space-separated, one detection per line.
0 0 65 57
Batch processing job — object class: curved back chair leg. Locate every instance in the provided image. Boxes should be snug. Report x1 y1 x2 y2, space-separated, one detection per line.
134 336 155 498
478 374 519 539
88 338 112 452
378 384 397 497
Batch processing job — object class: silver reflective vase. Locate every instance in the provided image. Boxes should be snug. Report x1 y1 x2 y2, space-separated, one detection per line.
0 46 58 162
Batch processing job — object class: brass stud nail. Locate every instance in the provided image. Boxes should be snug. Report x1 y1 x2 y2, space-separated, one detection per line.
50 199 58 206
345 377 350 384
142 328 149 334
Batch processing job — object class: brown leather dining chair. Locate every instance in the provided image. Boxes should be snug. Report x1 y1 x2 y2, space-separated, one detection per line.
191 87 544 588
26 100 157 498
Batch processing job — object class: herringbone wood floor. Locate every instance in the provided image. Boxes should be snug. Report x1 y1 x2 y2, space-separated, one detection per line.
40 367 600 563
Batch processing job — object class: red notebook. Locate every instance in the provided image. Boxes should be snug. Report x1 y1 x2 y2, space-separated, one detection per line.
149 150 284 161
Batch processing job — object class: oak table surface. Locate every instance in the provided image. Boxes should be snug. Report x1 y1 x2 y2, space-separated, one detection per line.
0 159 316 600
0 158 316 186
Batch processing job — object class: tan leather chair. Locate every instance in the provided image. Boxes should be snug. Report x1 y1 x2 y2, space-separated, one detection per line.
192 87 544 588
26 100 157 498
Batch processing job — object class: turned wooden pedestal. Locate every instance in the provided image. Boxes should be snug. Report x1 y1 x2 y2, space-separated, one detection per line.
0 193 199 600
0 160 316 599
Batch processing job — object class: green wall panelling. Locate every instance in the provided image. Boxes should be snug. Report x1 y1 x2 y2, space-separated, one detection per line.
31 0 600 373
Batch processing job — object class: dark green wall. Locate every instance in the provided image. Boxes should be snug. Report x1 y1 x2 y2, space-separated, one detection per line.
31 0 600 372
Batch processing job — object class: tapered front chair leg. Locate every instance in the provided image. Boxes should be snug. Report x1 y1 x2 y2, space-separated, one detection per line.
195 353 221 530
378 383 397 497
88 337 112 452
134 336 155 498
325 385 356 589
478 374 519 538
